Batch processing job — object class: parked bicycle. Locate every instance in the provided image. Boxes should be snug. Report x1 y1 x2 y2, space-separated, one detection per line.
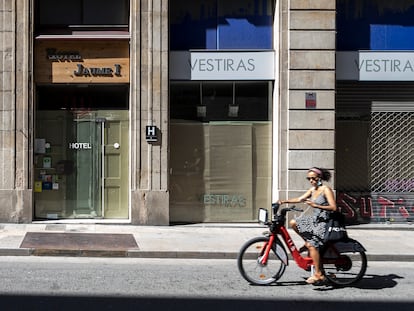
237 203 367 286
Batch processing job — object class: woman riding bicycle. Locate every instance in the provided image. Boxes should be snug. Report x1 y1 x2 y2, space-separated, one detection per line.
278 167 337 285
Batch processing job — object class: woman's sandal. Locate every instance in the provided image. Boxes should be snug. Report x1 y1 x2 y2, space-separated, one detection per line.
305 275 327 286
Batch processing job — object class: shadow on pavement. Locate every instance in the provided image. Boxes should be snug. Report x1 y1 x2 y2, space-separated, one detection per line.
0 295 412 311
353 273 404 289
313 273 404 291
247 274 404 290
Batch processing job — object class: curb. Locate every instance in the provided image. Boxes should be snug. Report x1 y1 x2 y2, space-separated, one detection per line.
1 248 413 261
366 254 414 262
0 248 32 256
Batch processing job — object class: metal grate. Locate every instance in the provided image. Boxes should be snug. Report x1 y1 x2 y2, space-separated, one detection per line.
370 111 414 192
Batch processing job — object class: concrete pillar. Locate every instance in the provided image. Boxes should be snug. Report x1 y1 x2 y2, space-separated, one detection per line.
130 0 169 225
0 0 32 222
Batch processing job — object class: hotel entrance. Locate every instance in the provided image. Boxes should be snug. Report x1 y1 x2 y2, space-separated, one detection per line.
34 86 129 219
33 35 130 220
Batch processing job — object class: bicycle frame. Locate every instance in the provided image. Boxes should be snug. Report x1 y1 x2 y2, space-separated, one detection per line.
261 223 313 271
278 226 314 270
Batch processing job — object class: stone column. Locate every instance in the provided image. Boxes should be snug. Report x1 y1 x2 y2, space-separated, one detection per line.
279 0 336 201
130 0 169 225
0 0 32 222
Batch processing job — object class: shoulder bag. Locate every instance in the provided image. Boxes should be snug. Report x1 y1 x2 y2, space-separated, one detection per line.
323 211 348 242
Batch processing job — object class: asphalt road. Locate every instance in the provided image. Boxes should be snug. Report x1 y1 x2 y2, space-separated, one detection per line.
0 257 412 311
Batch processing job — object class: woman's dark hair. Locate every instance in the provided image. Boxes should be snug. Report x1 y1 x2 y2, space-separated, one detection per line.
308 167 331 182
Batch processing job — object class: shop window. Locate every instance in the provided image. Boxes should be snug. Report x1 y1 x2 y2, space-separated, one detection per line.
170 81 272 222
35 0 129 34
36 85 129 110
170 0 274 50
337 0 414 50
170 81 271 121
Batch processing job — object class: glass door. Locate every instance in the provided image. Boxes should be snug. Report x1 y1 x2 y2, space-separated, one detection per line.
34 110 129 220
66 114 105 218
34 85 129 220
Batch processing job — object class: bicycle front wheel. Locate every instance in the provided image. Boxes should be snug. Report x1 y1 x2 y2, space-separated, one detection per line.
321 241 367 286
237 236 287 285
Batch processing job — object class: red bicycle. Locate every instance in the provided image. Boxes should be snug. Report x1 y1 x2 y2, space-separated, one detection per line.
237 203 367 286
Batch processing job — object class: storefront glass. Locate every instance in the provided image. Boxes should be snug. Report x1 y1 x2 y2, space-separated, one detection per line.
170 0 274 50
35 0 129 30
170 81 272 222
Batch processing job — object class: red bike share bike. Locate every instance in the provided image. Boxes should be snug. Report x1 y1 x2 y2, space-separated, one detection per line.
237 203 367 286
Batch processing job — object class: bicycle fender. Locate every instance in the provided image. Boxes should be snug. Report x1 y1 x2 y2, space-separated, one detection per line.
273 237 289 266
333 238 367 252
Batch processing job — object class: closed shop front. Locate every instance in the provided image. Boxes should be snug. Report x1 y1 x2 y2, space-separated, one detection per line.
336 0 414 223
169 0 275 222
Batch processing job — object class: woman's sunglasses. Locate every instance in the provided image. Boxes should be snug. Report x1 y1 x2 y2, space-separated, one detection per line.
306 177 317 181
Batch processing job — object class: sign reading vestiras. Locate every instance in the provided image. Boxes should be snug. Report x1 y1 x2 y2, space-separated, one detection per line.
170 51 275 80
337 51 414 81
35 40 130 83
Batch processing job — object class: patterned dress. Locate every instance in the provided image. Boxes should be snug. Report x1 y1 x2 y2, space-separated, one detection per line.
295 190 330 249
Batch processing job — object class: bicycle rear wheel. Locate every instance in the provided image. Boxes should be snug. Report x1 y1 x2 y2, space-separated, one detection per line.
237 236 287 285
321 241 367 286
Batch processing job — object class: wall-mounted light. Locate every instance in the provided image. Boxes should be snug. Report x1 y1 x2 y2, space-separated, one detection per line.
228 82 238 117
197 83 206 117
197 105 206 117
228 105 239 117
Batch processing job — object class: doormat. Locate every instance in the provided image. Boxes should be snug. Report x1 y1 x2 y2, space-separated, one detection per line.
20 232 139 255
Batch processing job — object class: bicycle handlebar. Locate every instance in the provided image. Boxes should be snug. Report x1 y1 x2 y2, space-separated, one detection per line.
288 206 303 213
272 202 303 215
266 203 304 227
279 205 303 216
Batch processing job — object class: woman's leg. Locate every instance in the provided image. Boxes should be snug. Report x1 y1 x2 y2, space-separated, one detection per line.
289 219 309 253
289 219 300 234
306 246 325 283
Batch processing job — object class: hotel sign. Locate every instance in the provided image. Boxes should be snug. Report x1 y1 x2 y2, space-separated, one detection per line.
74 64 122 77
337 51 414 81
68 142 92 150
46 48 82 61
170 51 275 80
35 41 129 83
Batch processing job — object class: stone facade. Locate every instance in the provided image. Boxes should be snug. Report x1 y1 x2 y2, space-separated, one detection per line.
0 0 32 223
278 0 336 202
0 0 336 224
129 0 169 225
0 0 170 224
